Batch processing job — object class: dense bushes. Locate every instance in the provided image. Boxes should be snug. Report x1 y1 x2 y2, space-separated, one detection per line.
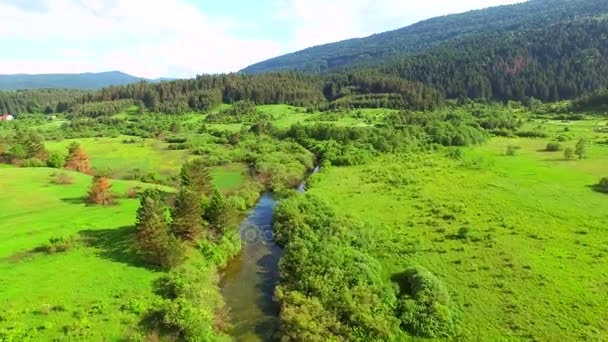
154 262 227 341
273 194 458 340
394 266 456 338
274 194 400 340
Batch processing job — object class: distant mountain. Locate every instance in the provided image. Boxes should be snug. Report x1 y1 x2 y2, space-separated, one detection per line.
241 0 608 74
0 71 148 90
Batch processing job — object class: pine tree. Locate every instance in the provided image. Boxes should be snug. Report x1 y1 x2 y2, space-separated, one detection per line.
205 189 236 239
180 159 213 196
87 176 115 205
64 142 91 173
135 190 184 268
170 187 204 242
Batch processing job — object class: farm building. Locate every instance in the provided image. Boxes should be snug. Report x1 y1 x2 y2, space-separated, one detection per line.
0 114 14 121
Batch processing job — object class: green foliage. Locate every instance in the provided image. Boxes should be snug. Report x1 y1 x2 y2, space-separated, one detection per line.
394 266 455 338
505 145 518 156
70 99 134 118
274 194 401 340
155 262 227 341
575 138 588 159
46 152 65 168
545 142 562 152
180 159 213 196
39 236 76 254
564 147 575 160
135 189 185 269
170 187 204 242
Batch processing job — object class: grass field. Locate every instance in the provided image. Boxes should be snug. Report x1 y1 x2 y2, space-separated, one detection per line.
306 119 608 340
44 136 248 190
0 168 171 340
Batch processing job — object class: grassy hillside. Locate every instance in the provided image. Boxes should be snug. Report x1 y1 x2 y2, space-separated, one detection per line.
302 119 608 339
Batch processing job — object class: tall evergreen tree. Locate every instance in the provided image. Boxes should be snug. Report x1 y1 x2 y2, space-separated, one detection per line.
180 159 213 196
135 189 184 268
170 187 204 242
205 189 236 239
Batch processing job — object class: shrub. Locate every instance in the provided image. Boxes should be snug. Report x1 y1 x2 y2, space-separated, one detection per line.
505 145 518 156
47 153 65 168
40 236 75 253
52 172 74 185
394 266 455 338
596 177 608 193
87 176 116 205
126 187 141 198
545 142 562 152
21 158 47 168
564 147 575 160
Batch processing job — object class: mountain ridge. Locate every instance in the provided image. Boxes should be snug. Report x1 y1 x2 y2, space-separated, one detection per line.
0 71 171 90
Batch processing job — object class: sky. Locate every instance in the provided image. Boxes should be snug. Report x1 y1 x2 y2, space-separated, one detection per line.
0 0 523 78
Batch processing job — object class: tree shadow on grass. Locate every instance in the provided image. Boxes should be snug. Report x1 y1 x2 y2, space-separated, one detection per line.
79 226 155 270
587 184 608 194
60 197 88 205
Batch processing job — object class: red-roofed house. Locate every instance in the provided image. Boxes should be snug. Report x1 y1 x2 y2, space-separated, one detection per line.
0 114 14 121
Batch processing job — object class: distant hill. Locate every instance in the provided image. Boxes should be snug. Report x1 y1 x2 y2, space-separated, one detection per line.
0 71 148 90
241 0 608 74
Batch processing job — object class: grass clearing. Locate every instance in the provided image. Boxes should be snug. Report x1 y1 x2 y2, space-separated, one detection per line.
0 167 170 339
306 120 608 340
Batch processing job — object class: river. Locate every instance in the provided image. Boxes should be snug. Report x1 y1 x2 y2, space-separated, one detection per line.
220 167 319 341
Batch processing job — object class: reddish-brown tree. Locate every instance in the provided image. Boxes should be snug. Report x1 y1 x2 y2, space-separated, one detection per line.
87 176 115 205
64 143 91 174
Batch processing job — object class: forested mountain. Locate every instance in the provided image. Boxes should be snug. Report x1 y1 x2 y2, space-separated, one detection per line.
0 71 146 90
370 17 608 102
241 0 608 74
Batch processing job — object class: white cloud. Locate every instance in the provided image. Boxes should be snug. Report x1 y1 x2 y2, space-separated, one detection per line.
0 0 525 77
0 0 282 78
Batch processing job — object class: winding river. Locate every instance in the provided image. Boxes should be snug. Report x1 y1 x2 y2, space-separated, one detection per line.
220 167 319 341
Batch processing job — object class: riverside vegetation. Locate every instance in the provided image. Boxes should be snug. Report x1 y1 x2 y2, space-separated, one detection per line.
1 98 607 340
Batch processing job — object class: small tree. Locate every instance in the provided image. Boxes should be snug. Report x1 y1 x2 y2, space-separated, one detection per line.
170 187 204 242
545 142 562 152
575 138 587 160
64 143 91 173
87 176 115 205
47 153 65 168
135 190 184 268
180 159 213 196
564 147 574 160
505 145 517 156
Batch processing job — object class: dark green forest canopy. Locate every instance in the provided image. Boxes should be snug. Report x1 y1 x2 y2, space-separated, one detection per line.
0 89 89 115
70 72 443 114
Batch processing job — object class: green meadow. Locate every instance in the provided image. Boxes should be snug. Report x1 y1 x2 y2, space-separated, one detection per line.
306 119 608 340
0 165 244 340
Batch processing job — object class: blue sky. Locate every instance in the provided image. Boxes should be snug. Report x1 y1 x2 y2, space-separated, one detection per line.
0 0 523 78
